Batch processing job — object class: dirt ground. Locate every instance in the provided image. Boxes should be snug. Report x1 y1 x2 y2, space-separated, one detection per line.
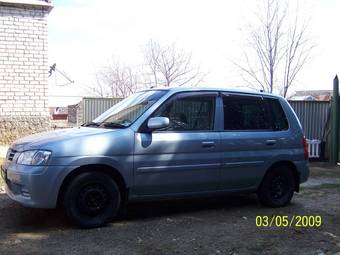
0 163 340 255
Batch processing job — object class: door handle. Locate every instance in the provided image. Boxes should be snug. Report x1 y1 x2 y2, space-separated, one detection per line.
201 141 215 148
265 139 277 146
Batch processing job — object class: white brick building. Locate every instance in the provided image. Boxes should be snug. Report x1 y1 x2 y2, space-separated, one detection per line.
0 0 52 144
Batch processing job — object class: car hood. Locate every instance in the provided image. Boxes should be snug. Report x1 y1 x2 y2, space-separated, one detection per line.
11 127 118 151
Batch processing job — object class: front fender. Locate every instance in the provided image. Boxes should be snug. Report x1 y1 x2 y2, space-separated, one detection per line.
48 155 133 206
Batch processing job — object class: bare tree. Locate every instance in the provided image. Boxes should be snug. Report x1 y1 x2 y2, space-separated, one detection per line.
235 0 313 97
143 40 205 87
282 17 314 97
88 41 206 97
90 60 141 98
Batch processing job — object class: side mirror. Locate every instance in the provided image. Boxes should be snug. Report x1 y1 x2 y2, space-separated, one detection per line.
147 117 169 130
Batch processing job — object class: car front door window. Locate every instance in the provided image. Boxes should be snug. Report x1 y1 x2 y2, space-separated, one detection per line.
153 93 216 131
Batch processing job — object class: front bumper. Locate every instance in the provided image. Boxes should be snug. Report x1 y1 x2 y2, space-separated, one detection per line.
1 161 66 209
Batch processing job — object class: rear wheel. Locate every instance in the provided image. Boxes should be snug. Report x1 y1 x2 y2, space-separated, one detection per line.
257 166 295 207
63 172 121 228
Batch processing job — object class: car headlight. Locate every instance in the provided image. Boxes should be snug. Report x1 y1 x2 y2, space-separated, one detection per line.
17 150 51 165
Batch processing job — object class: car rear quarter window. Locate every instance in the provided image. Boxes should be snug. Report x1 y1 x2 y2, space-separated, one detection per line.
265 97 289 131
222 94 272 131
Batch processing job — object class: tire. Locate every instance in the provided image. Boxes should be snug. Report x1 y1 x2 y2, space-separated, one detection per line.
257 166 295 207
63 171 121 228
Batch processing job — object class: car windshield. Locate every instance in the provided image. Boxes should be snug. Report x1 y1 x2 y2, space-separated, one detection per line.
91 90 168 127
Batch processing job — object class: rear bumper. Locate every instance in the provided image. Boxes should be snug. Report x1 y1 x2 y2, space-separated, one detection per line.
294 160 310 184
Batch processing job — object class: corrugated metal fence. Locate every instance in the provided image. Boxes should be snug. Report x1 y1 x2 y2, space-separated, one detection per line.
288 100 330 140
82 97 123 123
79 97 330 141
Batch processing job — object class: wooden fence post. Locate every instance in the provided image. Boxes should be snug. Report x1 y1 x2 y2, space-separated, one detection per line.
330 75 339 164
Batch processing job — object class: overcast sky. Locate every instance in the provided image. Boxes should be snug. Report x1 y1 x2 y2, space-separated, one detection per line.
48 0 340 106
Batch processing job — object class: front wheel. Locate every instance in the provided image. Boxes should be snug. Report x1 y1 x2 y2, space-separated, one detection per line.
257 166 296 207
63 172 121 228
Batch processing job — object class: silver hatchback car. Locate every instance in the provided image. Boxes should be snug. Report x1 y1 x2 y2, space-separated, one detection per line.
1 87 309 228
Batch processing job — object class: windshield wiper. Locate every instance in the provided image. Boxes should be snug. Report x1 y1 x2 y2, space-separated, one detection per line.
82 121 127 128
82 121 100 127
100 122 126 129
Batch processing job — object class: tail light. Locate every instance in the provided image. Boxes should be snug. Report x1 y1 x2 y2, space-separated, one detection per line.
303 136 309 160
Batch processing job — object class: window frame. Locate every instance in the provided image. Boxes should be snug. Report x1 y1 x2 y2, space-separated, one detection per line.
138 91 219 133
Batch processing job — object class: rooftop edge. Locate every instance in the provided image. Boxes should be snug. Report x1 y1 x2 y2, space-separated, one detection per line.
0 0 53 12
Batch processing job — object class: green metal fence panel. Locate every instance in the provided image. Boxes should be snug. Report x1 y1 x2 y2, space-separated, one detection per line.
82 97 123 123
287 101 330 140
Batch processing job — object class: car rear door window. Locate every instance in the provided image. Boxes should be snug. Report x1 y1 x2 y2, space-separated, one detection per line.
222 94 272 131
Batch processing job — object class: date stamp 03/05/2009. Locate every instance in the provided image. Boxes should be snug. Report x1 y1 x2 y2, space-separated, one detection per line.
255 215 322 228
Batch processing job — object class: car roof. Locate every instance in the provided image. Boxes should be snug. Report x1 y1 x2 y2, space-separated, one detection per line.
141 86 280 98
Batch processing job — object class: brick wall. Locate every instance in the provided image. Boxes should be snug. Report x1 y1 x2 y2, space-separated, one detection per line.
0 1 52 144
